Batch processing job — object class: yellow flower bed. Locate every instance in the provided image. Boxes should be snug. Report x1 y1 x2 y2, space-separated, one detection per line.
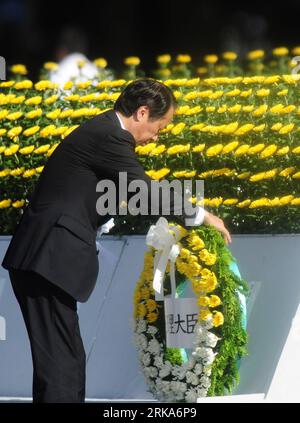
1 74 300 233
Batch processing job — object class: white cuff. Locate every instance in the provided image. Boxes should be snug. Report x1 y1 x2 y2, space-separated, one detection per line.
186 206 205 226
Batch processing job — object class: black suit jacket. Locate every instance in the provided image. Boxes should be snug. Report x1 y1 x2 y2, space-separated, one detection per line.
2 109 189 302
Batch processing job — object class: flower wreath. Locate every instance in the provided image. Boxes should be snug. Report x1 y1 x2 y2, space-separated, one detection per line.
133 218 249 403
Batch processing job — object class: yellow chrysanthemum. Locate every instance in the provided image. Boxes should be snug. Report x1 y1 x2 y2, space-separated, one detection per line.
7 126 22 139
149 145 166 156
4 144 19 155
0 169 11 177
167 144 190 155
235 144 250 156
7 111 23 121
256 89 270 97
260 144 278 159
209 295 222 308
279 195 294 205
156 54 171 64
222 51 237 61
247 50 265 60
248 144 265 154
146 312 158 323
223 198 238 205
23 126 40 137
24 168 37 178
199 309 213 321
35 80 56 91
43 62 58 70
137 304 147 318
12 200 25 208
192 144 206 153
204 54 218 64
124 56 140 66
0 199 12 208
19 145 35 155
25 109 43 119
176 54 191 63
145 299 157 312
146 168 170 180
34 145 50 154
273 47 289 56
252 105 268 117
39 125 56 138
206 144 223 157
213 311 224 327
46 109 61 120
198 296 210 307
44 95 59 104
279 124 295 134
11 64 27 75
93 58 108 68
9 167 24 176
171 122 186 135
279 167 295 177
0 81 15 88
14 80 32 90
237 199 251 208
25 96 42 106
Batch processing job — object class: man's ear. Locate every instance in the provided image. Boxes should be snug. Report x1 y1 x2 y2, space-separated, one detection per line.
136 105 150 121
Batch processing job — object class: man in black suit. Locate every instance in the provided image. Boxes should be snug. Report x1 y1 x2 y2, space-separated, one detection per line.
1 78 231 402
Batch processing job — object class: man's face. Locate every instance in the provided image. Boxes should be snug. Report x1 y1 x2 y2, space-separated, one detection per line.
134 106 174 144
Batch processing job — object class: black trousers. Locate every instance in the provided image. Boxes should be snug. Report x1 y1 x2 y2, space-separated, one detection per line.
9 268 86 403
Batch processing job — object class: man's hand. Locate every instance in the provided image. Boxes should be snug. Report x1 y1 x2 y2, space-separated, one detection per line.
203 211 232 245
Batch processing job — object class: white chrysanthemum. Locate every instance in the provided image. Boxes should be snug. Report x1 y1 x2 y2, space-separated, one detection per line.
202 366 212 376
141 352 151 367
153 355 164 369
194 363 203 375
182 356 196 371
204 332 220 348
196 387 208 397
143 366 158 379
185 388 198 403
200 375 211 388
194 324 208 338
147 325 158 336
161 380 172 394
136 319 147 334
171 365 187 380
192 346 214 359
147 339 162 355
159 362 172 378
170 381 187 393
192 347 217 365
202 316 214 330
155 378 163 390
202 354 217 366
185 371 199 386
135 333 148 350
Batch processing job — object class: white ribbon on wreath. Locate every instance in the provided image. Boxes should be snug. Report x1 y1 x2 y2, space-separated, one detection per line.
146 217 182 301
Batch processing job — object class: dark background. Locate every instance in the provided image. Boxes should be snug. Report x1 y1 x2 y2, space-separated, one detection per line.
1 0 300 79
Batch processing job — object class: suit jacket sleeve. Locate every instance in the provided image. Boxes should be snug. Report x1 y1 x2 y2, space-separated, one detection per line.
91 131 205 228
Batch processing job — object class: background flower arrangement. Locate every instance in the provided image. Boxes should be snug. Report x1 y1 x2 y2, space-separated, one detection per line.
133 223 248 402
1 47 300 234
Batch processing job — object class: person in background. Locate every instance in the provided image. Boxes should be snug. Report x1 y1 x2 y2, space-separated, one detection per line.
49 26 98 86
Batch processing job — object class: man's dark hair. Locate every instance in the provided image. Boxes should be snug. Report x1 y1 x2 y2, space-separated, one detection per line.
114 78 177 120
